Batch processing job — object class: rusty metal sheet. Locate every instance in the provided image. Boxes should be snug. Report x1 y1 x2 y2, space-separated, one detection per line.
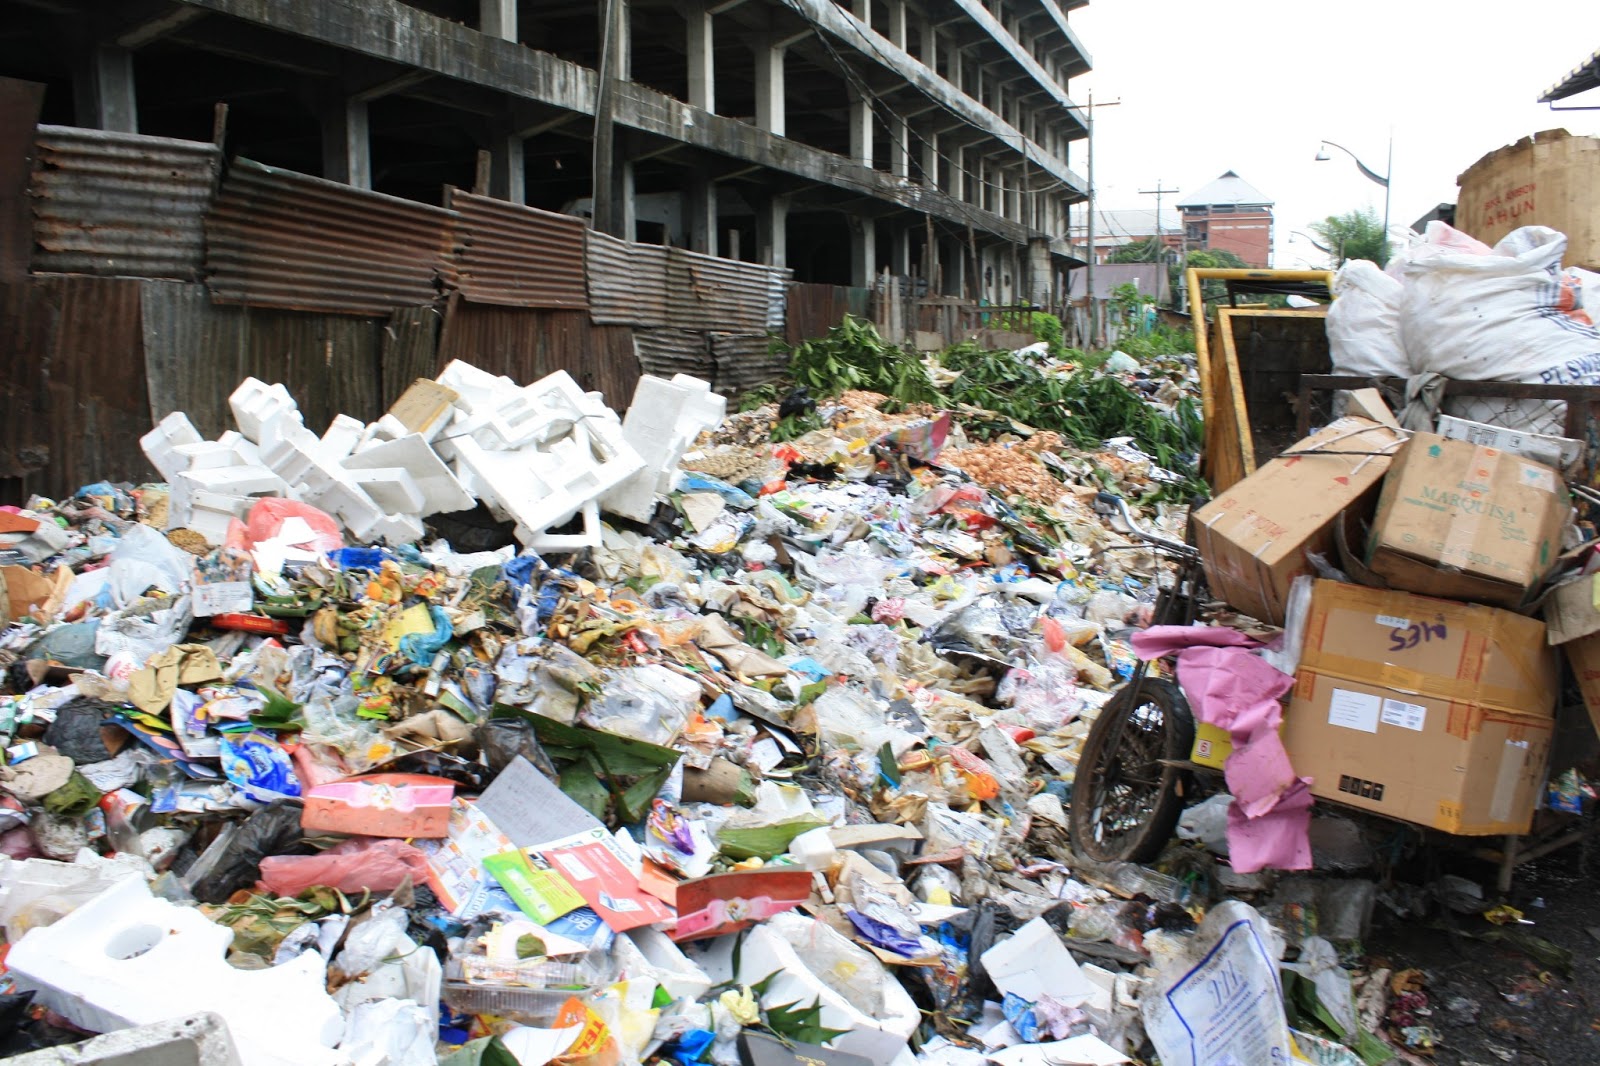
446 188 588 310
633 328 712 381
207 157 457 316
785 282 857 343
665 248 789 333
439 299 639 409
382 305 445 407
0 79 44 283
0 275 151 497
710 331 785 396
766 270 788 333
141 279 386 438
586 230 667 327
31 124 220 280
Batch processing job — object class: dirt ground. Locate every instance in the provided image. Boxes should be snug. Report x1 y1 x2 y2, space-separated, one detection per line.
1368 846 1600 1066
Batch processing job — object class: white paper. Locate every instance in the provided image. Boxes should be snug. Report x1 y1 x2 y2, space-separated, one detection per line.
1379 698 1427 732
477 755 605 848
499 1024 581 1066
987 1035 1131 1066
979 916 1095 1006
1374 614 1410 630
1146 913 1292 1066
1327 688 1380 733
191 581 253 618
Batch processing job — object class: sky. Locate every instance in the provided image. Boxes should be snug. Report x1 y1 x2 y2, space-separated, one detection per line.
1066 1 1600 268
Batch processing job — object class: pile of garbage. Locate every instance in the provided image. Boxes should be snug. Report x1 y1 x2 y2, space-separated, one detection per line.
0 317 1509 1066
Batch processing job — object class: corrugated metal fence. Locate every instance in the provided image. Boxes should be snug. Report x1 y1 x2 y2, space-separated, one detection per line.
2 123 832 496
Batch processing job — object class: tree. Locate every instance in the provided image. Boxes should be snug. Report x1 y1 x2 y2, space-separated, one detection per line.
1178 248 1247 305
1308 208 1389 267
1107 237 1165 263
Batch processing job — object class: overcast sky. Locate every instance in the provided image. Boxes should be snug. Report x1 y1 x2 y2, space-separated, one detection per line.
1066 2 1600 268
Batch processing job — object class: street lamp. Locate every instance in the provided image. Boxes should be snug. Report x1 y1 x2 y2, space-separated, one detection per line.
1315 136 1392 262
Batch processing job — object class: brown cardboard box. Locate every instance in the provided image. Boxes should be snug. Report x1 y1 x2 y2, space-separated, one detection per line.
1540 572 1600 738
1192 417 1403 625
1284 580 1557 835
1365 432 1567 609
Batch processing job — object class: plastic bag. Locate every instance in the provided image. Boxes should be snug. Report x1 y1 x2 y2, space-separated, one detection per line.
1326 259 1407 376
333 900 442 1030
107 523 193 608
476 717 559 779
259 838 431 897
339 998 437 1066
234 498 343 555
1398 224 1600 433
184 801 310 904
581 665 699 746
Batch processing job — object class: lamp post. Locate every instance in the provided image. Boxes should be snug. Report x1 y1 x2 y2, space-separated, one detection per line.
1315 135 1392 263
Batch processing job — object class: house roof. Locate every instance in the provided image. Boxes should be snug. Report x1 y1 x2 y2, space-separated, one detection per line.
1540 46 1600 102
1068 206 1183 244
1177 170 1273 209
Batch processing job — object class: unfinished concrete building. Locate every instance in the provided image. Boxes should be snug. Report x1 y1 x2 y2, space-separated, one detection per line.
0 0 1090 303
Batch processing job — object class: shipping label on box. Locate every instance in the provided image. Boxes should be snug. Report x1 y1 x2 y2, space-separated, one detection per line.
1284 581 1557 835
1366 433 1567 609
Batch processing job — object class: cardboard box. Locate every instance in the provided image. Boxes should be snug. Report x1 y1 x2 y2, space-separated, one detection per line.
1540 572 1600 738
1283 581 1556 835
1365 432 1567 609
1193 417 1402 625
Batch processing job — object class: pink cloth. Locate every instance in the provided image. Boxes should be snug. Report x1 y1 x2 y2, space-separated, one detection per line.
1130 625 1313 874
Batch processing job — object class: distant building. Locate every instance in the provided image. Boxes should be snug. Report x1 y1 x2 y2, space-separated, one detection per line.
1178 171 1274 267
1068 207 1183 264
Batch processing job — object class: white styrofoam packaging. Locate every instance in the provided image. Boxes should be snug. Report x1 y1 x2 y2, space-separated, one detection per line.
602 373 726 522
342 434 475 517
227 378 300 445
5 878 345 1066
139 413 204 484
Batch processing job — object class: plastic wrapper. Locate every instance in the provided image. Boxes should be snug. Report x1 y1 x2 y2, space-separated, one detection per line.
259 837 432 897
183 801 310 904
477 717 560 780
582 665 700 746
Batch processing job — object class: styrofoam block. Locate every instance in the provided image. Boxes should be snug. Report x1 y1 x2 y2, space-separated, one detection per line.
171 441 249 472
516 501 601 551
176 467 289 499
449 424 642 537
342 434 475 516
318 414 366 463
2 1012 243 1066
347 467 425 515
140 413 204 484
365 513 425 545
255 423 325 487
215 431 262 467
6 878 344 1066
436 360 515 414
228 379 300 445
299 468 382 537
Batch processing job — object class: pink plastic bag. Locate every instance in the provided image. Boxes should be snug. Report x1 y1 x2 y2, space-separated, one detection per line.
227 498 343 555
257 837 430 897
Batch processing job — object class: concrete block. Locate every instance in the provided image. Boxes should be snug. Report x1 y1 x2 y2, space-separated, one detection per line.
347 467 425 515
2 1012 243 1066
227 378 300 445
318 414 366 463
139 412 204 484
343 434 475 516
6 878 344 1066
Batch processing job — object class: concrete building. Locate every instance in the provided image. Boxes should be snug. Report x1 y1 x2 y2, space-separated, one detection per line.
1177 171 1274 267
0 0 1091 302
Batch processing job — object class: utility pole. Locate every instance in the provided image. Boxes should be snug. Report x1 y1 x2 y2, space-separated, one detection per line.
1083 90 1119 348
591 0 620 235
1138 180 1179 261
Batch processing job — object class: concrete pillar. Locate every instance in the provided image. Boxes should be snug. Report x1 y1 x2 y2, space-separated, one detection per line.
1028 237 1051 306
321 97 371 189
684 175 717 257
615 158 636 240
950 145 965 202
852 0 870 22
686 3 714 112
887 0 907 48
892 226 911 276
949 47 963 91
753 43 785 136
848 89 873 168
488 132 526 204
756 194 789 267
850 216 876 288
920 129 938 189
947 238 965 297
890 114 909 178
920 22 935 70
480 0 517 40
74 45 137 133
612 0 632 81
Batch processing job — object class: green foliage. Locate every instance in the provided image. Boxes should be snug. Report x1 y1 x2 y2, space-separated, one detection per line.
1180 248 1249 306
770 412 824 442
763 997 850 1047
738 382 780 412
1107 237 1167 263
1114 325 1196 361
781 316 942 408
1309 207 1389 267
